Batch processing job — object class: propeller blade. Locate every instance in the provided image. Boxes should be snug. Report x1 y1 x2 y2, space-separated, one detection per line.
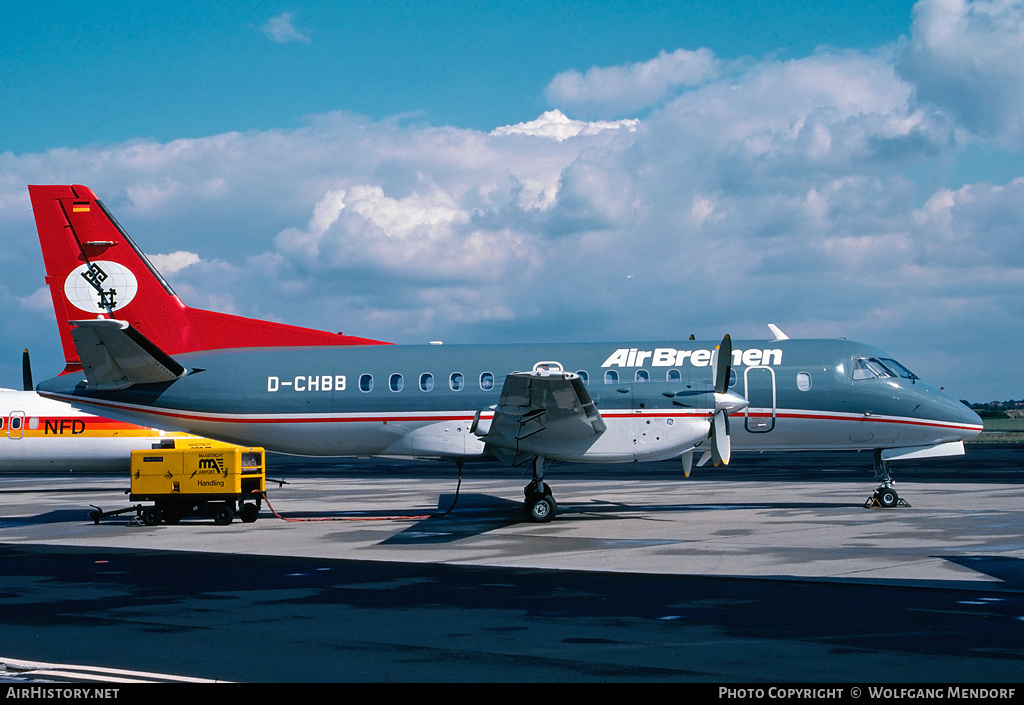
22 348 33 392
680 449 694 478
710 409 731 466
713 334 732 395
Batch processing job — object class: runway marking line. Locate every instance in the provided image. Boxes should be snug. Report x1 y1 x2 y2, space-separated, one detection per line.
0 656 226 683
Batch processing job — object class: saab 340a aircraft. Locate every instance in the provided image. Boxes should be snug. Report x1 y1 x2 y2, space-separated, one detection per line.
29 185 983 521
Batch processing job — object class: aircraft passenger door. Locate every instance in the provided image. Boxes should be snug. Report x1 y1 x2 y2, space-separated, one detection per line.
743 367 776 433
6 411 25 440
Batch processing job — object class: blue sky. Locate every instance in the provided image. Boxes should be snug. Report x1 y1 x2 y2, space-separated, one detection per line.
2 0 1023 402
4 1 918 150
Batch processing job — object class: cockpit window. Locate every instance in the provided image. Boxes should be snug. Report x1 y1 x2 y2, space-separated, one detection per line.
852 357 896 380
880 358 918 380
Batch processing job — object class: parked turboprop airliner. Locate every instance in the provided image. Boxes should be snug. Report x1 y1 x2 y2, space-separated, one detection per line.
29 185 983 520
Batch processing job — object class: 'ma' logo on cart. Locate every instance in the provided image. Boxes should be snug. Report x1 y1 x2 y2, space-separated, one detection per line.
198 457 225 471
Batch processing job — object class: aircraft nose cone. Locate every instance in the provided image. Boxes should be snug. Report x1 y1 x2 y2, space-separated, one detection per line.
928 392 983 442
960 404 984 441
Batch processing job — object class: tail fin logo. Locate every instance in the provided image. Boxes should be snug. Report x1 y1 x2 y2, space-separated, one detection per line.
63 261 139 313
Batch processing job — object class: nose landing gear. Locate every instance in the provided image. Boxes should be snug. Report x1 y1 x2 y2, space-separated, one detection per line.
524 456 557 522
865 451 911 508
868 484 906 508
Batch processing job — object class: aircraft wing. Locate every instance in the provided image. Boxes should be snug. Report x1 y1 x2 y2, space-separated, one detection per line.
70 319 185 390
479 371 606 464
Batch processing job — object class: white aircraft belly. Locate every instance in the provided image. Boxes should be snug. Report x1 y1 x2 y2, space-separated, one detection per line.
0 435 153 472
128 407 713 463
730 408 974 451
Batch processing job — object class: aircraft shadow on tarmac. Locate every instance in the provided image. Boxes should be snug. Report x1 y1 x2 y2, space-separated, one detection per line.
2 492 857 539
942 555 1024 589
379 492 856 545
156 490 855 544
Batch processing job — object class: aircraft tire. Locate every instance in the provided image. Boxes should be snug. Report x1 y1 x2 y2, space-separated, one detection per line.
141 506 163 526
212 504 234 526
876 487 899 508
526 494 557 523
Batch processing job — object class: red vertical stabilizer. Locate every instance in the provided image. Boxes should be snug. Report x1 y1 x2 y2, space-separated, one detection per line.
29 184 389 371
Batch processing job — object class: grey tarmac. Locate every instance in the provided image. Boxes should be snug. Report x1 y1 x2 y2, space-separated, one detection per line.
0 448 1022 682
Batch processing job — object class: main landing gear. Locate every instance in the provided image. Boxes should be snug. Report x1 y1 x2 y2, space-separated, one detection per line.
865 450 911 508
524 456 557 522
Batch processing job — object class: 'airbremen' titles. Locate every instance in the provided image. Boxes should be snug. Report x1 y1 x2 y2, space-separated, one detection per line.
600 347 783 368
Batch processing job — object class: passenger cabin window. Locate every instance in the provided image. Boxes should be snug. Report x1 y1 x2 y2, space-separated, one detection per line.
450 372 464 391
576 370 589 386
666 369 681 383
604 370 619 384
796 372 812 391
10 417 21 430
359 374 374 392
389 373 404 392
480 372 494 391
635 369 649 382
419 373 433 392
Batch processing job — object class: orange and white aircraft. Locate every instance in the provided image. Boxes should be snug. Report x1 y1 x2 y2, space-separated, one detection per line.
0 348 191 472
0 387 189 473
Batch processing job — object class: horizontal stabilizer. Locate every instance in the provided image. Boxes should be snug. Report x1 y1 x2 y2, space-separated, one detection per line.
480 371 606 461
71 319 185 390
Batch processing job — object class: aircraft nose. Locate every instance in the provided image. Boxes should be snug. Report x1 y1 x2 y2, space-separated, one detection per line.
960 404 984 441
931 392 984 442
914 386 983 443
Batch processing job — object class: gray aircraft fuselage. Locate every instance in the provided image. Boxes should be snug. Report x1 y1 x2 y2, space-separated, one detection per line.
38 337 982 464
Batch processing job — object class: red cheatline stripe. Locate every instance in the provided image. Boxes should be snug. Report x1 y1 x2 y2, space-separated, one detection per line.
39 392 982 433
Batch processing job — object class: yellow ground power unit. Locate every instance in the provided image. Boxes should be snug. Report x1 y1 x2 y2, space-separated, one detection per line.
126 439 266 525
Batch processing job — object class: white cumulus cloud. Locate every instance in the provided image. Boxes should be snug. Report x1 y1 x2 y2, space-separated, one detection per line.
545 48 721 118
491 110 639 141
262 12 311 44
148 251 201 274
899 0 1024 147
